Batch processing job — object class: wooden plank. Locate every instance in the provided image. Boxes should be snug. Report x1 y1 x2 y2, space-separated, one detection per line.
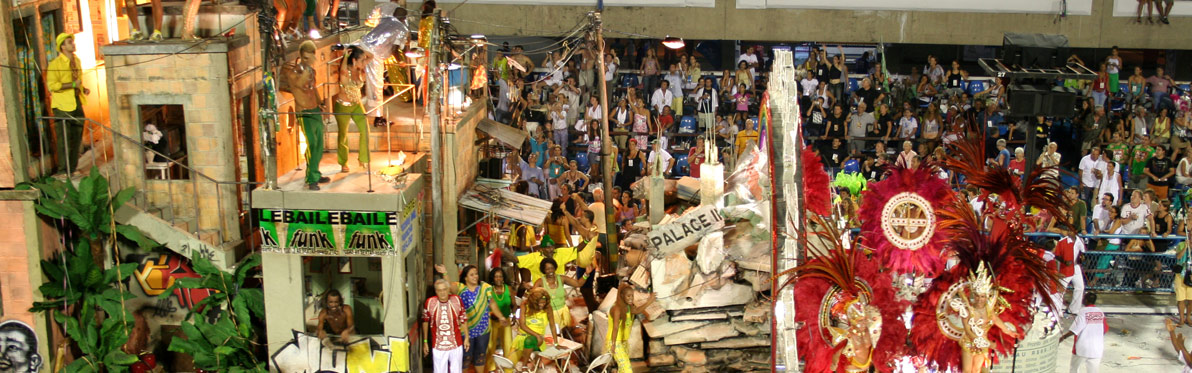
476 118 528 149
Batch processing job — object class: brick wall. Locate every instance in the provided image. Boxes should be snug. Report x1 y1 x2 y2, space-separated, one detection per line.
105 49 240 242
0 201 33 324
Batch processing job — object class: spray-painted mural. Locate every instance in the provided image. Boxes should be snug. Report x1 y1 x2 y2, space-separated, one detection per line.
133 254 216 310
271 331 412 373
0 320 43 373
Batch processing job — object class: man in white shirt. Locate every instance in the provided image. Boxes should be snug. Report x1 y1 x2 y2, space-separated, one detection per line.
1120 189 1151 234
800 72 819 99
1061 294 1106 373
1078 147 1106 205
738 46 760 77
651 80 675 114
664 64 684 97
1090 193 1114 234
897 109 918 139
848 102 874 154
647 140 674 178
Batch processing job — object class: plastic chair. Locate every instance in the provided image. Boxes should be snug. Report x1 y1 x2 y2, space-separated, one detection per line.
968 81 986 96
678 116 697 133
585 354 614 373
493 355 516 371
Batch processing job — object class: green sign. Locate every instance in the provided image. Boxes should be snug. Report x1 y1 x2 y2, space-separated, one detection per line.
257 209 401 256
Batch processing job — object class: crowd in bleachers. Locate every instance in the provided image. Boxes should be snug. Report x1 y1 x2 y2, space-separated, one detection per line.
483 39 1192 289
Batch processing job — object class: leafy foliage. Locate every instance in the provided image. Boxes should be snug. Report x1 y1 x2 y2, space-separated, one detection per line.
23 166 156 248
163 254 266 372
24 168 158 372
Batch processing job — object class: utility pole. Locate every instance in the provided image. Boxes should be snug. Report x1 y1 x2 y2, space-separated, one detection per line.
592 8 617 268
428 9 447 278
260 2 278 189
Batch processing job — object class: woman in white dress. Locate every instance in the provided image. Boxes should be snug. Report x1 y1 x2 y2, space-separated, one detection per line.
1176 147 1192 187
1098 159 1122 205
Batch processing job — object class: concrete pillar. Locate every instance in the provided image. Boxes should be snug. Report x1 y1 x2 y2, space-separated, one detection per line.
262 252 305 353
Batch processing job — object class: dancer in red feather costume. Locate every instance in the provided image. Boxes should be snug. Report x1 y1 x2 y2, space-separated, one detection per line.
908 134 1065 373
781 215 907 373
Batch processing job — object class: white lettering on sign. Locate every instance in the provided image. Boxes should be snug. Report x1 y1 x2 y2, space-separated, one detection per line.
647 205 725 254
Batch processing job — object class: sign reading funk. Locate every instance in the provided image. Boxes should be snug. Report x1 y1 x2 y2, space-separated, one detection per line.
257 209 403 256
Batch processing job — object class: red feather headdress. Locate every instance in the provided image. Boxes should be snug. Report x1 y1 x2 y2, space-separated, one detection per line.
857 164 954 276
780 216 908 373
802 146 832 217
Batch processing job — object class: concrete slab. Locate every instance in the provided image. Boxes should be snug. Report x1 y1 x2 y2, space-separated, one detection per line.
662 323 739 345
252 154 424 212
642 315 710 338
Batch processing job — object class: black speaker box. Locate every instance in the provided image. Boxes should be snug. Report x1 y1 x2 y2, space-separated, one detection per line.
1044 86 1078 117
1008 84 1045 117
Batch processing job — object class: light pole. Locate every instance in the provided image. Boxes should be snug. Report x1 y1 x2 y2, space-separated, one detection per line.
592 8 618 268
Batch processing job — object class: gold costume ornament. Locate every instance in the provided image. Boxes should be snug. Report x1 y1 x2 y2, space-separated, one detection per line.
880 192 936 251
934 262 1019 373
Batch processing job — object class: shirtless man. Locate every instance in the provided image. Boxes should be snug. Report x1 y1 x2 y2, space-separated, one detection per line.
282 41 331 190
316 289 355 342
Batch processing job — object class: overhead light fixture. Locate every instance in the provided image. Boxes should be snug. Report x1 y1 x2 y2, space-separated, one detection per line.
662 36 685 50
404 47 424 58
470 34 487 45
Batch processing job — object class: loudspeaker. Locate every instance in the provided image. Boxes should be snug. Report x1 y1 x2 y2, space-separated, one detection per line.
1044 86 1078 117
1008 84 1045 117
1008 85 1079 118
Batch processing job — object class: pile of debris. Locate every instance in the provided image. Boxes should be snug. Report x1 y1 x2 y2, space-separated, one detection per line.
593 149 774 372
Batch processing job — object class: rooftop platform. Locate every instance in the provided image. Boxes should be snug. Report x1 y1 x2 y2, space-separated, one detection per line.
251 152 426 212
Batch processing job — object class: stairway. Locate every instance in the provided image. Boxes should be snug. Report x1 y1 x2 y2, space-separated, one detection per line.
115 203 236 270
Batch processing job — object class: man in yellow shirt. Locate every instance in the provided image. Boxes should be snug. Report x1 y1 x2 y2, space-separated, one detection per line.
47 33 87 174
735 118 760 157
516 236 578 286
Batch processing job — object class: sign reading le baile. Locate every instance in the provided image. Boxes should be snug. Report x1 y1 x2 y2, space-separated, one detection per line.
257 209 404 256
648 205 725 254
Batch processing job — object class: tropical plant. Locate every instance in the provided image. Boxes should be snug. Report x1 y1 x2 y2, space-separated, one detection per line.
26 167 159 372
163 253 266 372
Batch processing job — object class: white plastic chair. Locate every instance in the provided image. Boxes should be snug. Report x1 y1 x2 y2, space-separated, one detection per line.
493 355 516 372
585 353 613 373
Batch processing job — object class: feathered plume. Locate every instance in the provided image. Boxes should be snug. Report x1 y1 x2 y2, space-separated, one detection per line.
779 215 908 372
857 164 954 276
802 146 832 217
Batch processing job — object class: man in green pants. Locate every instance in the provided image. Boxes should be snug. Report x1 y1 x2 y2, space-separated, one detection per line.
283 41 332 190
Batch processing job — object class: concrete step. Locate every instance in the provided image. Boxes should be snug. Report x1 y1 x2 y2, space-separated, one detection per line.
115 204 235 270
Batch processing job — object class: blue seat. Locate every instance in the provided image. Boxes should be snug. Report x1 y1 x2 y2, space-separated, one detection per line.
678 116 697 133
1119 83 1129 93
961 81 971 92
573 151 590 172
848 79 859 93
672 153 689 177
1180 84 1191 93
968 81 987 95
621 74 639 88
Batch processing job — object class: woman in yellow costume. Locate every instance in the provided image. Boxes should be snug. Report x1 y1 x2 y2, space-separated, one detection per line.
512 287 560 368
605 284 643 372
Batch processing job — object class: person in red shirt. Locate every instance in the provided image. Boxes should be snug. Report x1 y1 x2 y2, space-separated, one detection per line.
688 136 706 178
1056 225 1086 314
423 279 469 373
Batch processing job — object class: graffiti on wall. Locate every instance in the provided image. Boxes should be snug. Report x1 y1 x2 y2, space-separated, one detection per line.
133 254 216 310
0 320 42 373
271 331 411 373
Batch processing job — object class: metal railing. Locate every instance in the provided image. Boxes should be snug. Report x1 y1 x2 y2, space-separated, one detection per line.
1081 250 1178 293
33 116 247 244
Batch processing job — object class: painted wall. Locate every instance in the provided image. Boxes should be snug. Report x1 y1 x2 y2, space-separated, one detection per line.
443 0 1192 49
736 0 1094 14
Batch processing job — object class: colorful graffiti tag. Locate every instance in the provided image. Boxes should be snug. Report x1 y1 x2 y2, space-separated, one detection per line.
271 331 411 373
133 254 215 310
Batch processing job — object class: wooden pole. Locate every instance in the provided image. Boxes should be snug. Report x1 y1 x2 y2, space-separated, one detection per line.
593 10 617 269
